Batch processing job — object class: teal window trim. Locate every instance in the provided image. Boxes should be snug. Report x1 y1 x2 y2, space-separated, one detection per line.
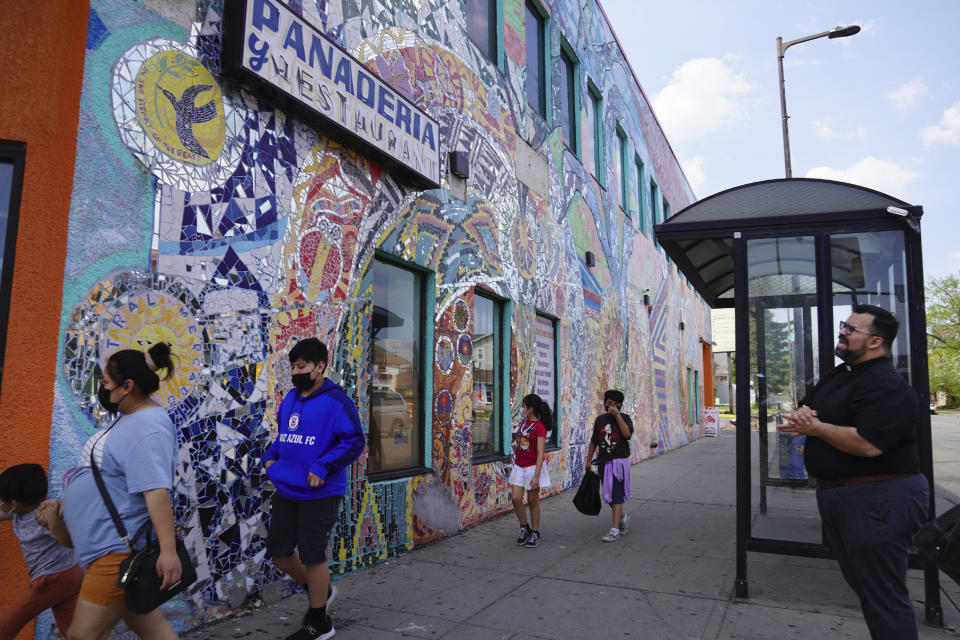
466 0 502 69
588 79 604 183
524 0 552 123
635 155 646 234
495 0 505 71
559 37 580 158
663 198 671 263
371 250 435 476
650 179 659 248
473 287 512 463
616 124 629 215
500 298 514 457
535 310 561 449
695 369 700 423
687 367 694 424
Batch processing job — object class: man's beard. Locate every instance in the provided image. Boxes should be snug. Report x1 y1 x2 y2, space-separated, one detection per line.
835 338 866 363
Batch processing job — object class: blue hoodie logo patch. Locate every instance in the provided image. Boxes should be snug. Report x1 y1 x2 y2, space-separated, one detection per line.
288 413 300 431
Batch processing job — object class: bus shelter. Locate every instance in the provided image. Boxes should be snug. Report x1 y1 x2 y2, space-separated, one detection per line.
653 178 942 625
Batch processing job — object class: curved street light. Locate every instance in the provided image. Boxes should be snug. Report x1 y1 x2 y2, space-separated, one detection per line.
777 25 861 178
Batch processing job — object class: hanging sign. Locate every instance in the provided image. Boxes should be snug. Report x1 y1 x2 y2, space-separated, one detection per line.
222 0 440 188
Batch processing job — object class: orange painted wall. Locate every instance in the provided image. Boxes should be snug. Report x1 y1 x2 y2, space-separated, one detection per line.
0 2 89 637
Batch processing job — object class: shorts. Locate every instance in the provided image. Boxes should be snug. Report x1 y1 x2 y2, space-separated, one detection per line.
509 464 552 490
597 462 626 504
79 552 127 607
266 494 342 565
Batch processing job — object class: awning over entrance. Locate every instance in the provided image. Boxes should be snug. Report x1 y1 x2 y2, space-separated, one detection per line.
654 178 921 307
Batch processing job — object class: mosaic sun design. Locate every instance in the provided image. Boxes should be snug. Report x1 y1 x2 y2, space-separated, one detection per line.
100 292 204 407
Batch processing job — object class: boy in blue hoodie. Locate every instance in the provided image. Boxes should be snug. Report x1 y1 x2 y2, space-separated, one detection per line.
263 338 365 640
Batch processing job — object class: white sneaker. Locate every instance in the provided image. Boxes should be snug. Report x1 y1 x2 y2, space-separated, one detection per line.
619 513 630 534
601 528 621 542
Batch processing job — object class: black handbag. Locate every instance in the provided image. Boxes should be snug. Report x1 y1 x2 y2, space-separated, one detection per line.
90 422 197 614
913 502 960 588
573 469 602 515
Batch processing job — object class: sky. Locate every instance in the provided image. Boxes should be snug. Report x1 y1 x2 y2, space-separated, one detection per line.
600 0 959 279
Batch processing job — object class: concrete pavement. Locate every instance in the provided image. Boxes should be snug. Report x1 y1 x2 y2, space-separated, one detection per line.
184 417 960 639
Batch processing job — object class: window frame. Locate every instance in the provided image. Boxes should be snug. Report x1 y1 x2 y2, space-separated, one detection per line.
635 155 646 235
465 0 505 70
587 79 604 183
534 310 561 450
558 38 580 158
524 0 551 122
472 287 512 464
663 197 672 263
650 178 660 248
0 141 26 395
616 124 629 215
368 251 436 482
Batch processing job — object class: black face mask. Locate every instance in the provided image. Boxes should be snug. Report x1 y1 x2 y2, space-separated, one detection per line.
291 371 316 392
98 385 121 413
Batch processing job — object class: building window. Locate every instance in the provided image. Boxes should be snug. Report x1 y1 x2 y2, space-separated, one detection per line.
650 179 659 246
466 0 499 64
687 367 694 424
635 157 646 235
0 142 25 393
587 80 603 182
694 369 701 423
663 197 672 262
558 43 578 156
616 125 629 213
472 291 504 459
524 0 547 118
533 312 559 447
370 258 426 475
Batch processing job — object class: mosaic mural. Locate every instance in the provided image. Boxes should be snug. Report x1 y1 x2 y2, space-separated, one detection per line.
39 0 710 635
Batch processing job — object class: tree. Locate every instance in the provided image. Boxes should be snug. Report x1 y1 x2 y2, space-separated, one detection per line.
926 273 960 406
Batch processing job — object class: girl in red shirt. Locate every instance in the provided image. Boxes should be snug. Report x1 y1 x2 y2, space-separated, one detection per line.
510 394 553 547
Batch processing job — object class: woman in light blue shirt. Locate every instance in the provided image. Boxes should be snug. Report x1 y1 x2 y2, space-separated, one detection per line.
39 343 183 639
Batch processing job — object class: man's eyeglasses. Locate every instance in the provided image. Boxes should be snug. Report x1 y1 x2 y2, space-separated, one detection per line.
838 320 874 336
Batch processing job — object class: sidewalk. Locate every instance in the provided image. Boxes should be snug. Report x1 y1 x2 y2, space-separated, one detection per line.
185 432 960 639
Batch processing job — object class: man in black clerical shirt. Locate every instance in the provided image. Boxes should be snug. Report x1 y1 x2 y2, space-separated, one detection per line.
778 304 928 640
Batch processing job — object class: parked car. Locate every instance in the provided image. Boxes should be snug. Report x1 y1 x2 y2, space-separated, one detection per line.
931 403 937 415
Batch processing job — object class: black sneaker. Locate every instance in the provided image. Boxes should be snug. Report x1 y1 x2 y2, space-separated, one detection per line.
524 530 541 547
516 524 531 546
285 617 335 640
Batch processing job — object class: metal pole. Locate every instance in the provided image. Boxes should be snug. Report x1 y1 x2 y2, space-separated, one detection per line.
777 37 792 179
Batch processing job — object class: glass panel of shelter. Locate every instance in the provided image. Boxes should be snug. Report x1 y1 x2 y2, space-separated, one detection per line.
831 231 911 381
746 229 910 548
747 236 822 544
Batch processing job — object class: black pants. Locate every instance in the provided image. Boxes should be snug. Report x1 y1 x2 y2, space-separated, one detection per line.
817 473 929 640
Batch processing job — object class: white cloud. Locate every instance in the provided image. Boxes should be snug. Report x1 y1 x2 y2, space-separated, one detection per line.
680 155 706 193
920 101 960 148
804 157 919 196
651 56 755 143
888 77 927 112
812 118 836 141
848 127 868 141
812 118 867 142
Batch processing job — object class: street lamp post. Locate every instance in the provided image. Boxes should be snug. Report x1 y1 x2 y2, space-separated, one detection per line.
777 25 860 178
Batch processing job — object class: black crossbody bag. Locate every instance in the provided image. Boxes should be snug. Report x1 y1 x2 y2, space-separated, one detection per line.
89 420 197 614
